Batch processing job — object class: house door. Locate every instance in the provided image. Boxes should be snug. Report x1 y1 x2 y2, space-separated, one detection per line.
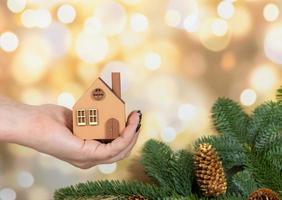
105 118 120 139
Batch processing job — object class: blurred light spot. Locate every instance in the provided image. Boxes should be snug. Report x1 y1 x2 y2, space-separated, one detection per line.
200 19 231 51
75 32 108 64
263 3 279 22
96 1 127 36
84 17 102 34
217 1 234 19
221 51 236 71
17 171 34 188
211 19 228 36
43 22 71 58
21 9 52 28
121 0 141 5
264 25 282 64
250 66 278 92
77 63 99 83
165 9 181 27
7 0 26 13
57 92 75 109
0 32 19 52
98 163 117 174
57 4 76 24
0 188 16 200
21 9 37 28
35 9 52 28
21 88 43 105
178 104 197 121
12 52 48 84
183 14 199 32
144 51 161 70
240 89 257 106
130 13 148 32
229 7 252 37
161 127 176 143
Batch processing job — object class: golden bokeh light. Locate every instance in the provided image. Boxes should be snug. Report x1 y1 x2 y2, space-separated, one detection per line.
144 51 162 70
7 0 26 13
263 3 280 22
199 19 231 51
217 1 234 19
75 31 109 64
0 0 282 198
57 4 76 24
0 31 19 52
130 13 149 32
165 9 182 27
250 65 278 92
240 89 257 106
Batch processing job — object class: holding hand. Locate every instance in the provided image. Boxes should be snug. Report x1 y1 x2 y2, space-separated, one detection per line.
0 97 141 169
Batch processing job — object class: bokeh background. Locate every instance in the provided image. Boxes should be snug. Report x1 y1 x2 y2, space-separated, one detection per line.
0 0 282 199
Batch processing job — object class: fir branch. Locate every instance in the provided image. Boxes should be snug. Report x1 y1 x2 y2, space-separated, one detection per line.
140 139 194 195
246 151 282 193
248 101 282 147
232 170 258 196
54 180 167 200
277 86 282 102
140 139 175 189
194 135 246 170
212 98 250 144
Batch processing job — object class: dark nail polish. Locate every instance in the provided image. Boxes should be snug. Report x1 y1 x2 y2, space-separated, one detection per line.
136 124 141 132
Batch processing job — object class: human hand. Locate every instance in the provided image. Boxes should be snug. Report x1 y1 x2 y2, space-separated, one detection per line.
0 97 141 169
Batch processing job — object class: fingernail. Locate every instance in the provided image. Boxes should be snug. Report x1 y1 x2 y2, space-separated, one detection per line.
137 110 142 121
136 124 141 133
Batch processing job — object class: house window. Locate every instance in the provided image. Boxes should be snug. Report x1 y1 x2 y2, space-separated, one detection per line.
89 109 98 125
77 110 86 126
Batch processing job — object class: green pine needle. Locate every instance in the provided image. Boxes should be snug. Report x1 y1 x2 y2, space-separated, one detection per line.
140 139 194 195
54 180 167 200
212 97 250 144
277 86 282 101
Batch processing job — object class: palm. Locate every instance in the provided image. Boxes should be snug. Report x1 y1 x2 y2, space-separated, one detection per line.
35 104 141 169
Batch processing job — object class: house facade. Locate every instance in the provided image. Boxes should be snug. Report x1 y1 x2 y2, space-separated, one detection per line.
73 73 125 140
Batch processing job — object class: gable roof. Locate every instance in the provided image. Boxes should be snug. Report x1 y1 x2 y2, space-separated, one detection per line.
98 77 125 104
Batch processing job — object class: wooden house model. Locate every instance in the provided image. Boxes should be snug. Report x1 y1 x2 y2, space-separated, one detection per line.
73 72 125 140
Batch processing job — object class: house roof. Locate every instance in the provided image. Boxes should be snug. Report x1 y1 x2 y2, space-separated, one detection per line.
98 77 125 104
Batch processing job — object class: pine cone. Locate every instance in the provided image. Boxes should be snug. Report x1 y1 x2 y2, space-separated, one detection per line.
248 188 280 200
194 143 227 197
128 195 147 200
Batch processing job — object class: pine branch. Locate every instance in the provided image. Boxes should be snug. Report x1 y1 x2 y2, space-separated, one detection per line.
277 86 282 102
194 135 246 170
232 170 258 196
246 151 282 193
140 139 194 195
248 101 282 147
212 98 250 144
54 180 167 200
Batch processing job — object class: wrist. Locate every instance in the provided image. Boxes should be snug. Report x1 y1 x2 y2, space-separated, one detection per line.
0 103 37 144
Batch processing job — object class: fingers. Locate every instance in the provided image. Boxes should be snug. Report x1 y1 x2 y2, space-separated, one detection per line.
102 132 140 164
82 111 141 162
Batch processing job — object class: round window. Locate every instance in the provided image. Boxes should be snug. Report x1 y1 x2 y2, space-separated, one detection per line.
92 88 105 100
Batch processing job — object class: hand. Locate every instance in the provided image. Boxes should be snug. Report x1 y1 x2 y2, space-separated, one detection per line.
0 97 142 169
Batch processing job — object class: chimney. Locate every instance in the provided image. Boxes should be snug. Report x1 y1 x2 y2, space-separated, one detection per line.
112 72 121 98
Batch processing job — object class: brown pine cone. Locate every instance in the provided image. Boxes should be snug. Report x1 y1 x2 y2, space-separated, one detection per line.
248 188 280 200
194 143 227 197
128 195 147 200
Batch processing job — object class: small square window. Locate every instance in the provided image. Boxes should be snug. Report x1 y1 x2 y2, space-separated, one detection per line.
77 109 86 126
89 109 98 125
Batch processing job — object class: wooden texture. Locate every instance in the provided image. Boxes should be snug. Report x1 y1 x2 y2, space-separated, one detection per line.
73 75 125 140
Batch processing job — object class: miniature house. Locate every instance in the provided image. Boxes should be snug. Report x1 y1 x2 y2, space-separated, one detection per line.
73 72 125 140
